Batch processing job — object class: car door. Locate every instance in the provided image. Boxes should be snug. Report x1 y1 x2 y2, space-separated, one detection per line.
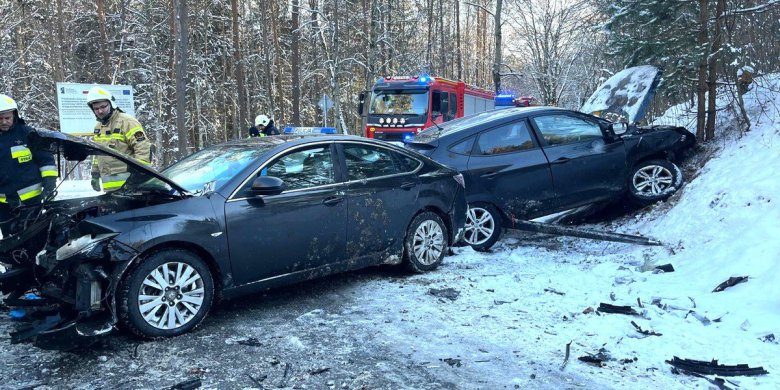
339 142 420 261
224 143 347 286
465 119 555 219
530 113 628 209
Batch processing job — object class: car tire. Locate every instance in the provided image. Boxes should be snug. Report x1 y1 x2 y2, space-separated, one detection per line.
118 249 214 339
463 203 502 252
404 211 448 273
628 159 684 205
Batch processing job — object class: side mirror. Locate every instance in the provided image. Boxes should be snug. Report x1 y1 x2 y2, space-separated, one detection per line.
251 176 285 196
612 122 628 135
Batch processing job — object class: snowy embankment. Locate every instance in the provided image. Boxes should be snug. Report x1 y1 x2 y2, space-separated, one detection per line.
509 74 780 388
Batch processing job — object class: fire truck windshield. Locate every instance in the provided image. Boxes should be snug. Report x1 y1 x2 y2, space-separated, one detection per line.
369 90 429 115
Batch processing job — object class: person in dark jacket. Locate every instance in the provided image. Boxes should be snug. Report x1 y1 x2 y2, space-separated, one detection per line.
248 114 280 137
0 94 57 236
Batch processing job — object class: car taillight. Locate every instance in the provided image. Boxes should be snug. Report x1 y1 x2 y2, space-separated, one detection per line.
453 173 465 189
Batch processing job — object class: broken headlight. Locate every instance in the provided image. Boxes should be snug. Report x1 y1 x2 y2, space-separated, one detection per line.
56 233 119 261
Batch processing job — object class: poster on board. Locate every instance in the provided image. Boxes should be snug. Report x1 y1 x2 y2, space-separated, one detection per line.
56 83 136 135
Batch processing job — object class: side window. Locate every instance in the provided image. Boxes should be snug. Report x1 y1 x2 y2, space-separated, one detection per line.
448 92 457 120
532 115 603 146
399 154 422 172
448 136 475 155
258 146 335 192
476 121 535 155
343 144 404 180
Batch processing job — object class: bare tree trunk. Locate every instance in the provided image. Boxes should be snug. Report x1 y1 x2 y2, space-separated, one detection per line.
291 0 301 125
706 0 726 141
493 0 503 93
231 0 247 138
456 0 462 80
262 6 275 118
173 0 189 159
696 0 708 141
271 0 285 123
54 0 67 82
96 0 112 83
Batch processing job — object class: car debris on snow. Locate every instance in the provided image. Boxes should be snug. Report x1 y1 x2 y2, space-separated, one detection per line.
653 263 675 273
427 287 460 301
544 287 565 295
162 377 202 390
712 276 749 292
759 333 776 343
597 303 640 316
560 340 573 370
666 356 769 376
578 347 611 367
441 358 462 367
630 320 662 337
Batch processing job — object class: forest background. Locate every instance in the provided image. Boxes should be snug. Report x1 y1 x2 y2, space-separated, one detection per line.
1 0 778 165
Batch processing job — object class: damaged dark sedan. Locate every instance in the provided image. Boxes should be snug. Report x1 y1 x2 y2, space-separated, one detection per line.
0 132 467 350
406 65 696 250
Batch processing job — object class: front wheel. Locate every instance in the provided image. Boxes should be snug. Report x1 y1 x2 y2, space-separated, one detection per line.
404 212 448 273
628 159 684 205
118 249 214 339
463 203 502 252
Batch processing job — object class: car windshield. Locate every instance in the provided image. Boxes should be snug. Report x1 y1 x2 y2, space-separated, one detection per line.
159 144 273 193
369 90 429 115
413 108 524 142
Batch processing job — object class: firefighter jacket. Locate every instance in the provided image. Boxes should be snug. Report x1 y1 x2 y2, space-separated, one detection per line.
91 109 151 191
0 119 57 205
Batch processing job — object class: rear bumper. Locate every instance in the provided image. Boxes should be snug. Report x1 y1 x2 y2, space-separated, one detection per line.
449 186 468 244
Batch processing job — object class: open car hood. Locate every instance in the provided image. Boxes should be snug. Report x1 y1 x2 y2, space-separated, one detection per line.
580 65 662 124
28 128 187 194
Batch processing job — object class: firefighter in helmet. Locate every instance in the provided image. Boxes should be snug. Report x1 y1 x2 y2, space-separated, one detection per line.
0 94 57 236
87 86 151 192
248 114 280 138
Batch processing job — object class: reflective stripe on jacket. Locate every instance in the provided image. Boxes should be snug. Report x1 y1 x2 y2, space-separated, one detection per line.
91 110 152 179
0 120 55 204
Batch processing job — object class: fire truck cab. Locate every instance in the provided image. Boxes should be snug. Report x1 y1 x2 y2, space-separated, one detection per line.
359 76 495 142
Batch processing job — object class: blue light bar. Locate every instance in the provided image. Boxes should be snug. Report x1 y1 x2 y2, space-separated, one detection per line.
419 75 431 83
283 127 338 134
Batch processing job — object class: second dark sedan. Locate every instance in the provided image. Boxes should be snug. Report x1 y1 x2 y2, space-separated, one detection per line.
406 66 695 251
1 131 466 349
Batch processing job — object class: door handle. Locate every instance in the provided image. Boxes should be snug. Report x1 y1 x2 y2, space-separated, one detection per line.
481 171 499 179
322 196 344 206
400 182 417 190
550 157 571 165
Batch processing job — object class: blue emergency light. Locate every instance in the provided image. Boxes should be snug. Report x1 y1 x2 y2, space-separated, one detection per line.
283 127 338 134
418 75 431 83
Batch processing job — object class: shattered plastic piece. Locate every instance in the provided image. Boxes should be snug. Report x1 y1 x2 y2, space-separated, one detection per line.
631 320 662 336
428 288 460 301
685 310 711 326
441 358 462 367
654 264 675 273
597 303 639 316
163 378 202 390
759 333 776 343
713 276 748 292
666 356 769 376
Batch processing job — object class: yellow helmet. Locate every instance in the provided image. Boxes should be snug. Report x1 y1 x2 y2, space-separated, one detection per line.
86 86 117 109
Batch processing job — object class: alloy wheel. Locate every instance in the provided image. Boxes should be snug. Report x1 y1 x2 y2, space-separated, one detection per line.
633 165 674 195
137 261 206 330
412 220 445 266
464 206 495 246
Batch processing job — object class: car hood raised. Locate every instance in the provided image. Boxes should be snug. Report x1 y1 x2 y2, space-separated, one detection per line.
28 128 187 194
580 65 662 124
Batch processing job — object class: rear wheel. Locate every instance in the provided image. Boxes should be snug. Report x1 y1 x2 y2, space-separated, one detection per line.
118 249 214 338
404 212 448 273
463 203 502 252
628 159 683 205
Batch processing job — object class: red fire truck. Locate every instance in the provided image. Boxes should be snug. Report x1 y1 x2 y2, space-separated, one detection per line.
359 76 495 142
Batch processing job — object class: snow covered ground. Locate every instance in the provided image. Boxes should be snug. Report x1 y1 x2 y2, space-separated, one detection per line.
1 76 778 389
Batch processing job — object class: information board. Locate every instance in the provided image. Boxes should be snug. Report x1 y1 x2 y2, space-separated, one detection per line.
56 83 136 135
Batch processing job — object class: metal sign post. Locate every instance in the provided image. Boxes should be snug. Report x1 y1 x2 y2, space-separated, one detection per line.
318 95 334 128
